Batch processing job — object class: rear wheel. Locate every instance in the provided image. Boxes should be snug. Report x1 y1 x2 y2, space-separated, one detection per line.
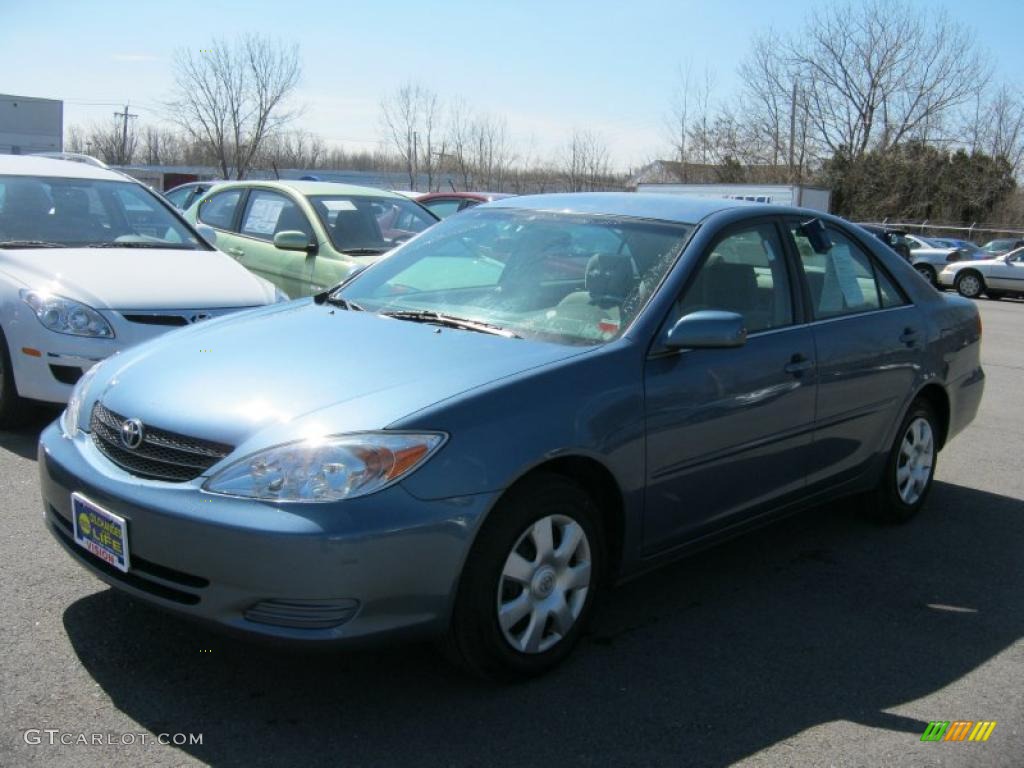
955 270 984 299
867 399 938 524
444 473 603 681
0 328 31 429
915 264 937 287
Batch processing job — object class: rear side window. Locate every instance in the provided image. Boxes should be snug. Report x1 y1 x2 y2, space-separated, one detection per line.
423 199 462 218
789 223 905 318
198 189 242 230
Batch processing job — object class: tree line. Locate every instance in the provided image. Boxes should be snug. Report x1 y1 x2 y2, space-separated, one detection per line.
64 2 1024 227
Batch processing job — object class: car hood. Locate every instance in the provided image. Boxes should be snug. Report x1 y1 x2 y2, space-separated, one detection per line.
92 301 589 450
0 247 274 308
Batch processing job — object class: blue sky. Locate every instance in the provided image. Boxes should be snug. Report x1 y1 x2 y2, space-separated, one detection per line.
3 0 1022 168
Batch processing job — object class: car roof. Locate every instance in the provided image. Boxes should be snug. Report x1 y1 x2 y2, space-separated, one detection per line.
212 179 407 199
485 192 756 224
0 154 130 181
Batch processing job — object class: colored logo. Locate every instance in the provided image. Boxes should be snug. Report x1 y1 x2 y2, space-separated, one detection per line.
77 512 91 536
119 418 145 450
921 721 997 742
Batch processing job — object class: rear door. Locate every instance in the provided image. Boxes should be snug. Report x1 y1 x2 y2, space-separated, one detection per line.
784 219 923 490
643 218 817 551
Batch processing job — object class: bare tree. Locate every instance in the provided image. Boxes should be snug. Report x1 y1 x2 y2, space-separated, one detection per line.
166 35 302 179
77 116 138 164
967 86 1024 176
561 130 611 192
786 1 988 158
141 125 184 165
380 82 443 190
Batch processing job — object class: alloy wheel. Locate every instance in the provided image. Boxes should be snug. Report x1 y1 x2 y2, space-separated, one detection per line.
496 514 592 654
896 417 934 505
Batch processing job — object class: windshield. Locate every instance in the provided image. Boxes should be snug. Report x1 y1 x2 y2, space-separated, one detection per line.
309 194 437 254
336 208 692 346
0 175 205 249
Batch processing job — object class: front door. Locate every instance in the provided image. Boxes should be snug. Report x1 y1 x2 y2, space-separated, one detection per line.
643 220 816 552
987 249 1024 292
236 189 317 298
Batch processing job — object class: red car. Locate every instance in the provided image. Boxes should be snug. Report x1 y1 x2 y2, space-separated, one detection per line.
416 191 513 219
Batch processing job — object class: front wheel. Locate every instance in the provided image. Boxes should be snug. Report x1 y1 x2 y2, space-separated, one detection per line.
955 271 984 299
444 473 603 681
867 400 938 524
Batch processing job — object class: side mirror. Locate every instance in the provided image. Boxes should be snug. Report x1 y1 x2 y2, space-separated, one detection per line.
195 224 217 247
665 310 747 350
273 230 315 252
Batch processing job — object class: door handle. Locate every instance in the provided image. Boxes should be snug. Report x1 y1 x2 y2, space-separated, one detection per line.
784 354 814 375
226 247 245 258
899 328 919 346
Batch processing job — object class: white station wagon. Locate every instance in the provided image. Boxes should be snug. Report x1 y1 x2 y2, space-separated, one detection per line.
0 155 283 426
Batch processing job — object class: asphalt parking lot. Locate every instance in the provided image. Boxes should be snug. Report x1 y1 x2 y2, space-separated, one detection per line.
1 298 1022 768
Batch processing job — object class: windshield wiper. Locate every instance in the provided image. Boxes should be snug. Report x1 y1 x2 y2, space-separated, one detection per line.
313 290 364 310
343 247 389 255
0 240 65 248
85 241 194 249
381 309 521 339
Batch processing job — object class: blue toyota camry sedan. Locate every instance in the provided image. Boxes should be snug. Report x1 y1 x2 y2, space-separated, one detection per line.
39 193 984 680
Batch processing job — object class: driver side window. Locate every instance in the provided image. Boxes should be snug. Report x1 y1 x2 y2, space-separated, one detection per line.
676 223 794 334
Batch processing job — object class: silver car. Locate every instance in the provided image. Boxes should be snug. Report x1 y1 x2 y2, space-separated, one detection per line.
904 235 963 287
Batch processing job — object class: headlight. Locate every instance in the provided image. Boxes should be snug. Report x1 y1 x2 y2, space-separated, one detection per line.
202 432 446 502
61 363 101 437
20 290 114 338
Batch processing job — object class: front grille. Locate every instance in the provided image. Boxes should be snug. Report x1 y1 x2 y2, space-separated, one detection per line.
90 402 233 482
121 313 189 327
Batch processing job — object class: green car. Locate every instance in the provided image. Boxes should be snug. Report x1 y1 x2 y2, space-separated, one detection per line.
183 180 439 298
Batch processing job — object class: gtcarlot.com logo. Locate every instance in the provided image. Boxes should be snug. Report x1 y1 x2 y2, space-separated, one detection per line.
23 730 203 746
921 720 997 742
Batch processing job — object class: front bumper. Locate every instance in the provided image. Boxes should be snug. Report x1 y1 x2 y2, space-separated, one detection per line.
39 422 494 645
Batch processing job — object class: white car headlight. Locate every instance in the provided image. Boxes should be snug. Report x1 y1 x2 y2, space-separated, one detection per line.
61 363 101 437
202 432 446 502
20 290 114 338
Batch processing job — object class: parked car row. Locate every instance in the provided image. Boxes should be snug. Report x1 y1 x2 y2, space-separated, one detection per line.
0 153 987 680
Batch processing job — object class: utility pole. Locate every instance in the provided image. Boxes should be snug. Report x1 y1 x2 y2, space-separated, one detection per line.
113 103 138 164
788 81 798 181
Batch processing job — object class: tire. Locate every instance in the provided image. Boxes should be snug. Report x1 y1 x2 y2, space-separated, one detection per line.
444 473 604 681
0 328 31 429
955 270 984 299
867 399 938 524
914 264 937 287
986 290 1004 300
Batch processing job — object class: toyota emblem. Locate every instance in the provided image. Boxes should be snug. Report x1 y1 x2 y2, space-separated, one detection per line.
119 418 145 450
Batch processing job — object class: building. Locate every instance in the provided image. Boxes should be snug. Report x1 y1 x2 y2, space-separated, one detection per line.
0 94 63 155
